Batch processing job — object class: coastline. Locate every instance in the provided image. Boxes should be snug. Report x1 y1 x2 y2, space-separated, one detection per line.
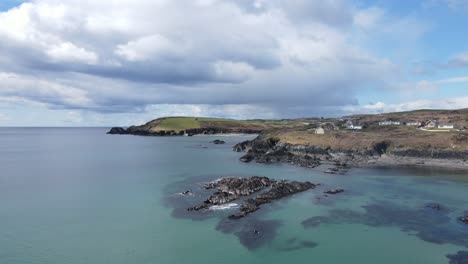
233 137 468 172
192 133 258 137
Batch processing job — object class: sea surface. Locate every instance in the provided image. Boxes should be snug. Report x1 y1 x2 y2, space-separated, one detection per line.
1 127 467 264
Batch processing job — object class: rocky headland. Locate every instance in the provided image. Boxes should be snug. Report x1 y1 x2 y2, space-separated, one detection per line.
233 133 468 171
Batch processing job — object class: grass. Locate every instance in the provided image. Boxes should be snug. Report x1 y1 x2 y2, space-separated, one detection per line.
153 117 201 131
273 126 468 151
144 116 308 132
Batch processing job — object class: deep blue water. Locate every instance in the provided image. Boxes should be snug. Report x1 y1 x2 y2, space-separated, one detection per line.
0 127 467 264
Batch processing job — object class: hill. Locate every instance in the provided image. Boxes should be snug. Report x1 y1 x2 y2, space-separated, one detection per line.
108 116 309 136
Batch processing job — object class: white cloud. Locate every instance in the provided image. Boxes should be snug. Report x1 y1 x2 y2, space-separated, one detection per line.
343 96 468 114
0 0 449 125
448 52 468 68
46 42 98 64
0 72 92 108
0 113 8 122
115 34 185 62
353 7 385 30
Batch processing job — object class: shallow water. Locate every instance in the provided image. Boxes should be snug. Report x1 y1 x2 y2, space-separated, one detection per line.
0 127 467 264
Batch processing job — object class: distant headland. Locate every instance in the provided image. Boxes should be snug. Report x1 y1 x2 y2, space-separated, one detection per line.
108 109 468 170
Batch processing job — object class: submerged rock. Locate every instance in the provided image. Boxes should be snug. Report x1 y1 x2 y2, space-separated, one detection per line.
458 216 468 224
425 203 444 211
212 139 226 144
324 189 344 194
324 167 348 175
447 251 468 264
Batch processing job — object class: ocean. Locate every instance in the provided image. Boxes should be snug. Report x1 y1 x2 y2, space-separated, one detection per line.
0 127 467 264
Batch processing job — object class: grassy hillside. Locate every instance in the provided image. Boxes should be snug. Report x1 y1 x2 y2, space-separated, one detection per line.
128 116 308 133
348 108 468 128
267 124 468 152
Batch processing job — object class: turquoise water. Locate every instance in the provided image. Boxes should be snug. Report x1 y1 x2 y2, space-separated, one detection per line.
0 127 467 264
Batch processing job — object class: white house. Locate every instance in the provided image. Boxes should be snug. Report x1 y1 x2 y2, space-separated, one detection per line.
438 123 454 129
345 120 363 130
424 120 438 128
379 120 401 126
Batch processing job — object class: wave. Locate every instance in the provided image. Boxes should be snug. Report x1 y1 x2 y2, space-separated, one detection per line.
209 203 239 210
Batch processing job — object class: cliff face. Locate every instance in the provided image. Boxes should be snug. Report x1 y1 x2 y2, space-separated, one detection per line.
233 135 468 170
107 126 262 136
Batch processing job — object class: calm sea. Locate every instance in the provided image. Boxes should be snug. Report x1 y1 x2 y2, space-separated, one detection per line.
0 127 467 264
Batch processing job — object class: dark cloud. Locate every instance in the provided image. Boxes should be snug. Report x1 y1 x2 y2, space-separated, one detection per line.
0 0 397 118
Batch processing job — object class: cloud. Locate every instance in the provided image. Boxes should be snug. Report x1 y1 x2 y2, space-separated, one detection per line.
46 42 98 64
448 52 468 68
0 72 92 108
343 96 468 114
0 0 442 124
423 0 468 10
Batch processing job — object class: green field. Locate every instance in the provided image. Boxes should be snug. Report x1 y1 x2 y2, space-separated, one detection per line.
155 117 202 131
139 116 307 132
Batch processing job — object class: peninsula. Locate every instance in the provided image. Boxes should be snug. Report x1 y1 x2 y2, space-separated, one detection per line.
108 109 468 170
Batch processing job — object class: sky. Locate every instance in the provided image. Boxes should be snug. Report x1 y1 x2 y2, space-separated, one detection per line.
0 0 467 126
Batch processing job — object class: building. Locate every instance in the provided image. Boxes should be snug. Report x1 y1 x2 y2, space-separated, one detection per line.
315 127 325 134
345 120 363 130
424 120 438 128
405 121 421 126
438 123 454 129
379 120 401 126
345 120 354 129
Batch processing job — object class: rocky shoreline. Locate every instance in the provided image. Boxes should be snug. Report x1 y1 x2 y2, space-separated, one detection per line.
107 126 260 136
233 135 468 171
187 176 316 219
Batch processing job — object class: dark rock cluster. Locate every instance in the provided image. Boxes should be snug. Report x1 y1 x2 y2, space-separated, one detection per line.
187 176 275 211
458 216 468 224
187 176 315 218
107 127 127 134
211 139 226 144
324 189 344 195
302 201 468 247
229 180 316 219
107 127 260 136
234 137 323 168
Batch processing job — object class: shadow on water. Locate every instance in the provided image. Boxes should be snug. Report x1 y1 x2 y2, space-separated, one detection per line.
275 237 318 252
302 200 468 248
162 174 292 250
162 166 468 252
216 217 283 250
447 251 468 264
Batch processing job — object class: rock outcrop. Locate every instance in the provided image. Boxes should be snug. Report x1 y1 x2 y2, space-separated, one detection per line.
233 135 468 171
234 137 323 168
211 139 226 144
458 216 468 224
107 127 261 137
107 127 128 134
188 176 275 211
187 176 315 218
229 180 316 219
324 189 344 194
